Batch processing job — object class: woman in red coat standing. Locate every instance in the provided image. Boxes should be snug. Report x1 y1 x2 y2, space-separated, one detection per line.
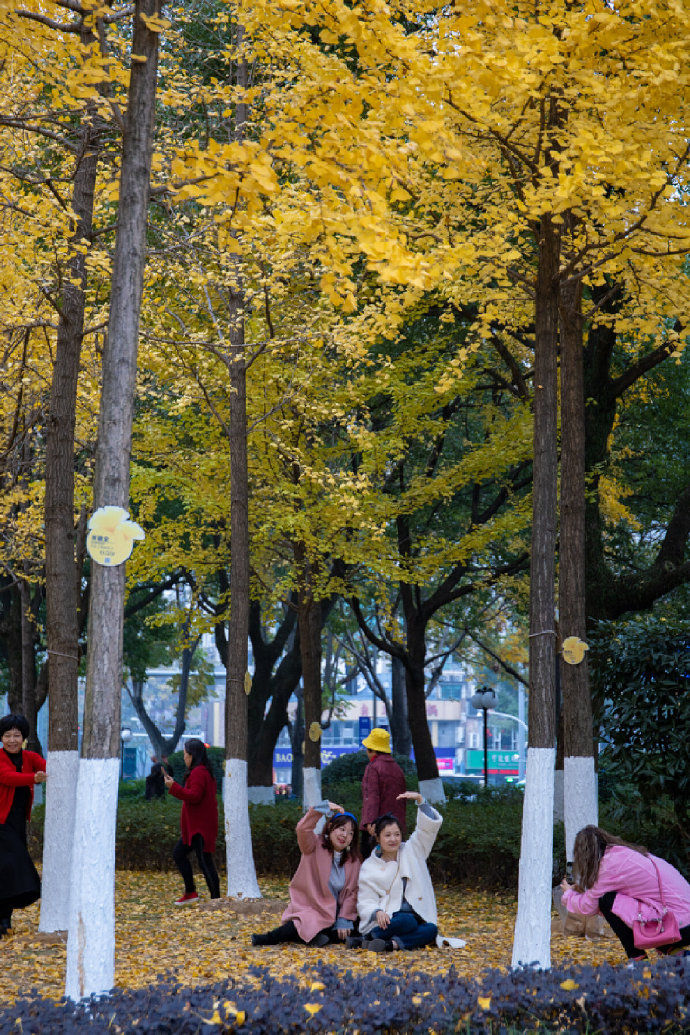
163 739 219 905
0 713 47 937
251 803 361 947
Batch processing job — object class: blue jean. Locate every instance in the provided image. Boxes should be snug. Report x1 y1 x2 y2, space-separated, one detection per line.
368 910 438 950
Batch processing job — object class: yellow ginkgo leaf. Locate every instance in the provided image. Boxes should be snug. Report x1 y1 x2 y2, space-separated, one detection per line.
560 979 579 991
309 982 325 992
478 996 491 1010
304 1003 322 1016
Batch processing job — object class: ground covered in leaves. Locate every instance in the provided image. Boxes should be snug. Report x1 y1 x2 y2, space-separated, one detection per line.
0 873 687 1032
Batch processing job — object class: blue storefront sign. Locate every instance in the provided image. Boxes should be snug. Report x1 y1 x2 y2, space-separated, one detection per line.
274 745 360 770
358 716 372 741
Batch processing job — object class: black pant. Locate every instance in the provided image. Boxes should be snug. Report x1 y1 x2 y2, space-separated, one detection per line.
599 891 690 959
253 919 339 946
173 834 220 898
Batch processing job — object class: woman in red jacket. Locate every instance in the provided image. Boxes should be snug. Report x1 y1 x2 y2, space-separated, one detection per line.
163 738 220 905
0 713 47 937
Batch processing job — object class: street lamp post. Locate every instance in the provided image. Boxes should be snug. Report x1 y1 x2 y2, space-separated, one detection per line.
120 726 132 780
470 686 498 787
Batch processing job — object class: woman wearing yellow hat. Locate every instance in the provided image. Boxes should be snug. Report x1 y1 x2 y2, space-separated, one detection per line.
360 728 407 858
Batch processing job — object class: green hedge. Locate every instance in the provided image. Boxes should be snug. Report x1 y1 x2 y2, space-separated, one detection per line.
28 783 554 888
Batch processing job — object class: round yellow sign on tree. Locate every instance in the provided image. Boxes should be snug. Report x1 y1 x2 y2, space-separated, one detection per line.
86 506 145 567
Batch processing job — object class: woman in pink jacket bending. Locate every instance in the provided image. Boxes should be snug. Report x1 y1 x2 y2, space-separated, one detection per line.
252 802 361 947
561 825 690 962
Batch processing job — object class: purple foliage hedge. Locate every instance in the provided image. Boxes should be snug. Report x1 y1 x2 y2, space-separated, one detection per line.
0 956 687 1033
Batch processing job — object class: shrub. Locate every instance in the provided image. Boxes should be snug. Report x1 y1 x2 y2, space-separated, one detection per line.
1 957 687 1033
28 780 545 887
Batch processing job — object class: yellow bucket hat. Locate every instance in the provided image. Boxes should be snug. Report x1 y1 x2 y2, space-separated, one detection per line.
362 727 391 753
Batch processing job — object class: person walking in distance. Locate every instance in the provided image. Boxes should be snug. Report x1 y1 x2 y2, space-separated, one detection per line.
163 739 220 905
360 728 407 859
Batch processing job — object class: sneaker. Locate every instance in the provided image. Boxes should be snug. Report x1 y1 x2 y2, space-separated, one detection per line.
251 933 268 947
309 932 330 948
345 935 363 949
174 892 199 906
366 938 393 953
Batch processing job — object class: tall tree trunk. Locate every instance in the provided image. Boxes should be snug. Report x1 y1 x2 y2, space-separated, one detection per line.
0 579 23 713
223 301 261 898
18 574 39 750
294 542 323 807
390 655 411 756
290 687 305 802
41 96 101 935
246 600 299 802
559 270 597 863
403 610 444 802
512 212 559 969
65 1 162 999
222 41 260 900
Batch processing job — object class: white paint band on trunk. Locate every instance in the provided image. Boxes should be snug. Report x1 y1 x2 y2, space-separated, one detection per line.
564 755 598 863
302 767 322 810
247 785 275 806
224 758 261 900
65 757 120 1000
512 746 555 970
39 750 79 933
419 777 446 804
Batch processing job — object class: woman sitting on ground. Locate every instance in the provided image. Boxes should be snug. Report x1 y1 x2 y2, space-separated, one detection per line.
561 825 690 962
355 790 442 952
252 802 361 947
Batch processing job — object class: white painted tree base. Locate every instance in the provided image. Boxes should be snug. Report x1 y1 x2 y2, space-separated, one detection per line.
419 777 446 804
247 785 275 805
303 767 322 809
512 747 555 969
40 750 79 933
224 758 262 899
564 755 598 863
65 757 119 1000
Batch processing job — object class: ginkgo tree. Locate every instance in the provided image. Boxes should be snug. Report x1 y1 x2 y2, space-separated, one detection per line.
224 0 690 967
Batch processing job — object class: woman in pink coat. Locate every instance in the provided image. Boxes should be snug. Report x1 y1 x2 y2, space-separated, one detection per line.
252 802 361 947
561 825 690 962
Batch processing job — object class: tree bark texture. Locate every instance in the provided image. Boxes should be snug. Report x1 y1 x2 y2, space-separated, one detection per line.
224 322 250 760
527 213 559 751
82 1 162 759
559 274 594 758
390 655 412 756
402 608 439 782
294 545 323 773
45 112 101 755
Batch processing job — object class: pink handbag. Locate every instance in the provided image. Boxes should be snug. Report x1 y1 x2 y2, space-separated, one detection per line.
632 857 681 949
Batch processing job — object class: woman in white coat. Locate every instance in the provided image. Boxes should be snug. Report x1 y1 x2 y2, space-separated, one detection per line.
355 790 442 952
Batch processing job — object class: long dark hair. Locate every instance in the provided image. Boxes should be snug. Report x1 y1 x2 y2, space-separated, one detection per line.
183 739 215 785
322 813 360 863
573 825 648 890
0 713 30 741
